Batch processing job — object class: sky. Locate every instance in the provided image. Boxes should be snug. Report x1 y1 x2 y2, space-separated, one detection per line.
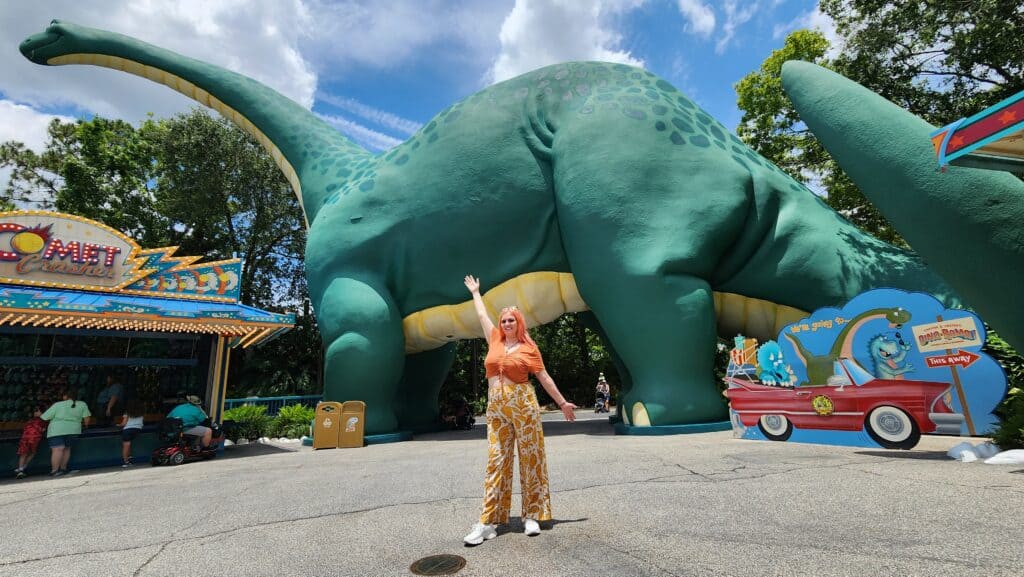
0 0 838 167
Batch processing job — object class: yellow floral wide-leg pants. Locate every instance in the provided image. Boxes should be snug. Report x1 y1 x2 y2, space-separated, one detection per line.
479 382 552 524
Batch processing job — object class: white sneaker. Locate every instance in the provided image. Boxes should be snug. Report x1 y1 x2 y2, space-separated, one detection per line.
524 518 540 536
463 522 497 545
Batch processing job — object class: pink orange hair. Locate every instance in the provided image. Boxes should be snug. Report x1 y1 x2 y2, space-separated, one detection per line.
498 306 537 348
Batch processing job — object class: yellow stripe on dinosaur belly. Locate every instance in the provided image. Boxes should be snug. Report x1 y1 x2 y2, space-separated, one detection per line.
48 54 308 228
402 272 587 353
401 272 809 354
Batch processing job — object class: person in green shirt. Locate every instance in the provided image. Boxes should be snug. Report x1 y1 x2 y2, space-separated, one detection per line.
41 391 92 477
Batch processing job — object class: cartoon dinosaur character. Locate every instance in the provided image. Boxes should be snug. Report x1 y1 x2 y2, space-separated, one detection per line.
782 61 1024 355
868 332 914 379
755 341 796 387
784 307 911 386
21 21 969 436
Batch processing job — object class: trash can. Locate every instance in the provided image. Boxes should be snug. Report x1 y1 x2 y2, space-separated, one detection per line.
339 400 366 448
313 401 343 449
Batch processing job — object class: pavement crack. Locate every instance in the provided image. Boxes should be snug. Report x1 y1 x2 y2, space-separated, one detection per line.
0 481 91 509
133 543 169 577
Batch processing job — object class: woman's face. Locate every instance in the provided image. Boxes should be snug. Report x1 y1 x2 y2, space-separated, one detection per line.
500 313 517 335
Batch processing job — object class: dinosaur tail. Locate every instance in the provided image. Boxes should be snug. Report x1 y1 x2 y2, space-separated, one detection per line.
20 19 371 226
781 61 1024 350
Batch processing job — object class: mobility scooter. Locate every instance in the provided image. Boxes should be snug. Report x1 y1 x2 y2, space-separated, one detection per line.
151 417 223 466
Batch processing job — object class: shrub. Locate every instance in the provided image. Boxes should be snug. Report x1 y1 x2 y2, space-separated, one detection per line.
270 403 316 439
222 404 272 441
992 387 1024 450
986 330 1024 450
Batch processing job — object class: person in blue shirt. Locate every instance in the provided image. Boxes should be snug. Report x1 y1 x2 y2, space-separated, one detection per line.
167 395 212 448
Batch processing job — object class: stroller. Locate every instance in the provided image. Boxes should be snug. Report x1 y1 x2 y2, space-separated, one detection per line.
594 392 610 413
151 417 223 466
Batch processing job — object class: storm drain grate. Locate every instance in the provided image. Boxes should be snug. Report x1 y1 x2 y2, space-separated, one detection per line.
409 554 467 575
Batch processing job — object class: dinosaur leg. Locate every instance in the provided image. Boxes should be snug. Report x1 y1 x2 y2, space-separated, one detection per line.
318 277 405 435
552 125 744 427
393 344 457 434
576 270 725 426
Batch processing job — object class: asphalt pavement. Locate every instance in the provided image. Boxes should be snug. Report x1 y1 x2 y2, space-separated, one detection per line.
1 410 1021 577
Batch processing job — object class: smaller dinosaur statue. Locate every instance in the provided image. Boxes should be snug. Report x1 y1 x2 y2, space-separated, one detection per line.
756 341 796 387
868 332 914 379
784 307 911 386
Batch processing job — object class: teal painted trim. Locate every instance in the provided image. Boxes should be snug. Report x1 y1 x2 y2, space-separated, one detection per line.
954 89 1024 130
0 326 184 339
945 122 1024 165
935 118 965 167
613 420 732 435
364 430 413 445
0 356 197 366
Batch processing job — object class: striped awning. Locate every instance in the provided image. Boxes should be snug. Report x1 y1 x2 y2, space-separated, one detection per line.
932 90 1024 173
0 284 293 348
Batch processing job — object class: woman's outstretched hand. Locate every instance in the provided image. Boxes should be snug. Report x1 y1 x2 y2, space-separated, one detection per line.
464 275 480 294
560 402 578 422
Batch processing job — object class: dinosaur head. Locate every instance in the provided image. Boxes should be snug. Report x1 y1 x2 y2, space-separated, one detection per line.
885 307 911 327
781 61 1024 352
20 20 78 65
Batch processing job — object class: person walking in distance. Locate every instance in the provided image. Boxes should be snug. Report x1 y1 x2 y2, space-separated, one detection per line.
462 274 577 546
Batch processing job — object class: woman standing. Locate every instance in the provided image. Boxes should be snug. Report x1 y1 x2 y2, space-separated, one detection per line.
40 391 91 477
462 275 577 546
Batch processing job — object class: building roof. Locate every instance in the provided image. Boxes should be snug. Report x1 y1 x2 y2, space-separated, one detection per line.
931 90 1024 174
0 283 294 348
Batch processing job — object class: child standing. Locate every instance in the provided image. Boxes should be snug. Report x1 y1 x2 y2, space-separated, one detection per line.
119 399 145 467
15 407 47 479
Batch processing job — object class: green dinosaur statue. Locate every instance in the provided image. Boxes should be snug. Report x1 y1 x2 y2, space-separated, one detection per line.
782 61 1024 354
783 307 911 386
20 20 962 436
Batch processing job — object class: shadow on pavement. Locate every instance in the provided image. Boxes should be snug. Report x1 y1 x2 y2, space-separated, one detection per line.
221 442 300 459
854 450 952 461
416 417 614 442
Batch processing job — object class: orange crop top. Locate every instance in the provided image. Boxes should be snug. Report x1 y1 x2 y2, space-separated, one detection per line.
483 327 546 383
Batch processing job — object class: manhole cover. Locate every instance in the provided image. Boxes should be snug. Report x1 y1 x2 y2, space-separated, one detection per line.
409 554 466 576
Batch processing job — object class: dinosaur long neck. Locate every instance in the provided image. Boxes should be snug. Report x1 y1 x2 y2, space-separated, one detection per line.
46 25 370 226
830 310 888 359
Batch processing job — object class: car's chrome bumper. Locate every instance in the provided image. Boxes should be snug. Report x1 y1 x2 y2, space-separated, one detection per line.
930 412 964 435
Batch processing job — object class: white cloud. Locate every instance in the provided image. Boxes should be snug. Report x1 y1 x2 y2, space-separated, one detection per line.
316 93 421 136
0 100 74 151
676 0 716 38
716 0 760 55
316 112 403 152
0 100 75 205
773 7 841 57
302 0 510 75
488 0 645 84
1 0 317 124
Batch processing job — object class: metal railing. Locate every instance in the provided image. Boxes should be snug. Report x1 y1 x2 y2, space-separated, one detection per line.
223 394 322 415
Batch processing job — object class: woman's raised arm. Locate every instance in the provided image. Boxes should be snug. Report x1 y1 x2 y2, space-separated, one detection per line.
464 275 495 336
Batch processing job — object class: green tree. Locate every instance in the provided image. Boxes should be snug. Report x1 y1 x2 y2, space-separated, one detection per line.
734 29 903 244
823 0 1024 122
0 117 169 246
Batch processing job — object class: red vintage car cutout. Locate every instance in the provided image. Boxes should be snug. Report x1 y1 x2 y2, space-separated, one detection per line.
724 358 963 449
